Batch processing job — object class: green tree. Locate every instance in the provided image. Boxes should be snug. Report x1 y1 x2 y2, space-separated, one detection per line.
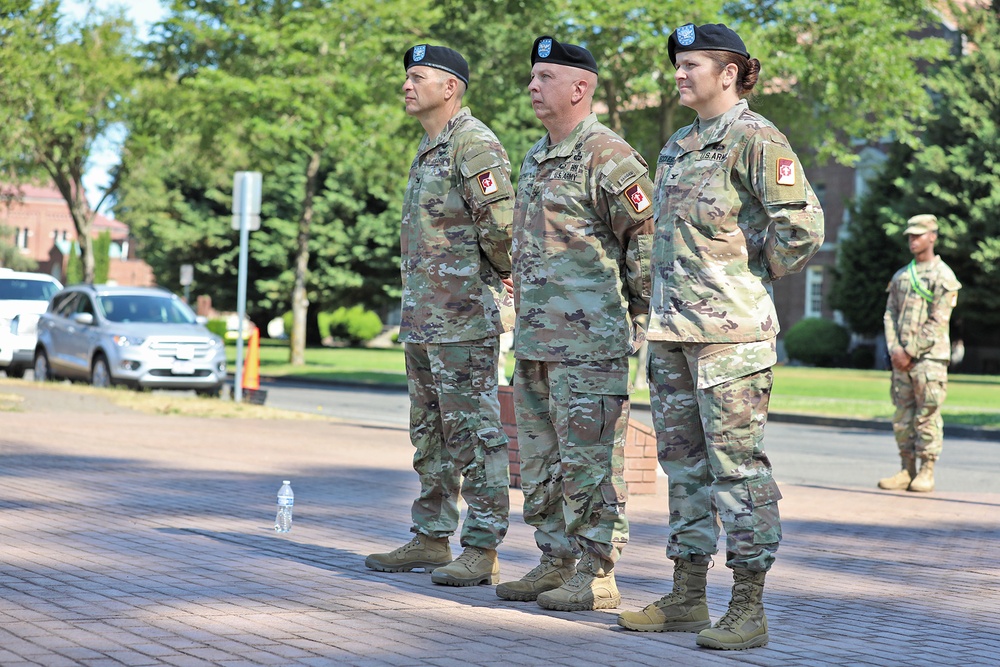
65 242 82 284
741 0 950 166
831 4 1000 342
94 230 110 283
121 0 432 364
0 1 140 283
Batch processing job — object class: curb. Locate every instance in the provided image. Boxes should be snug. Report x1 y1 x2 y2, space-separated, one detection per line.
250 374 1000 443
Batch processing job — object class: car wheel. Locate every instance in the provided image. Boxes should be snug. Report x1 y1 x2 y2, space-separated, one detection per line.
33 351 52 382
5 365 25 379
91 355 112 389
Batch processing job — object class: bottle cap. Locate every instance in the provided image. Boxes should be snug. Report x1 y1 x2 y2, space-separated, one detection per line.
282 480 290 484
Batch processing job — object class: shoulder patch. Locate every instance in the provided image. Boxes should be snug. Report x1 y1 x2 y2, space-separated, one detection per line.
460 147 511 206
762 142 806 206
600 154 649 195
460 148 502 178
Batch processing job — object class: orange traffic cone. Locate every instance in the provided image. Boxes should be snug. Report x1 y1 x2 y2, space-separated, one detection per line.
242 327 261 391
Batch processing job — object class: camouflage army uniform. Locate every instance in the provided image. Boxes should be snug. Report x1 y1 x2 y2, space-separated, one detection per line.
512 113 655 564
399 107 513 549
884 256 960 462
646 99 824 571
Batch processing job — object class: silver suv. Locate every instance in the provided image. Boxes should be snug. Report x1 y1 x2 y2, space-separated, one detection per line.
0 269 63 378
34 284 227 396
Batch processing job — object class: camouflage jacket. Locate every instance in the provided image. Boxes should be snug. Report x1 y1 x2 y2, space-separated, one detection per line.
399 107 514 344
512 113 655 361
884 255 960 362
647 99 825 343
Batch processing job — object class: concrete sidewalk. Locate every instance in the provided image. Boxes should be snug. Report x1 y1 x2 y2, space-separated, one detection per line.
1 392 998 666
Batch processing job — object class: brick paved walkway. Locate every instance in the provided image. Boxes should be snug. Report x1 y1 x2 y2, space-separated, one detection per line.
1 390 997 666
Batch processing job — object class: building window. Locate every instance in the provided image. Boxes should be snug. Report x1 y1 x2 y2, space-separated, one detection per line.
805 266 824 318
16 227 29 249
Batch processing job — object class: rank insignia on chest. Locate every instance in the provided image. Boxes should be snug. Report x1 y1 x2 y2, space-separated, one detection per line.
776 158 796 186
625 183 651 213
478 170 498 195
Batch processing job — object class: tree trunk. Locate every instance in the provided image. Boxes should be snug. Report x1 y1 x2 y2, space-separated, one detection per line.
659 87 680 148
289 150 322 366
603 77 622 136
52 174 96 283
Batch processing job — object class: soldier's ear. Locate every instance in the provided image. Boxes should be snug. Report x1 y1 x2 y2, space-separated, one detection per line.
443 75 460 100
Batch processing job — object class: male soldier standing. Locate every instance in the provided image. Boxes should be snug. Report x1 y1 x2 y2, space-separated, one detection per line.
365 45 514 586
495 36 654 611
879 214 960 493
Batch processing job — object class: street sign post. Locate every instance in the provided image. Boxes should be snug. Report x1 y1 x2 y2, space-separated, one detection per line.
232 171 262 403
180 263 193 303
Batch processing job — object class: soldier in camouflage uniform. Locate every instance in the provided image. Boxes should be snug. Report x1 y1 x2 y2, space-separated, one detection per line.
365 45 513 587
878 214 960 493
494 36 655 612
616 25 824 650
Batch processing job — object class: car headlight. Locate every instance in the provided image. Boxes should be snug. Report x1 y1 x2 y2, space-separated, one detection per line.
112 334 146 347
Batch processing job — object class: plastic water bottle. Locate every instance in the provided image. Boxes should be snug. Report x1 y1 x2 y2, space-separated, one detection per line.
274 480 294 533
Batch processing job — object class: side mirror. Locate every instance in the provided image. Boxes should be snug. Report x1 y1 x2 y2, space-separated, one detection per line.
73 312 94 326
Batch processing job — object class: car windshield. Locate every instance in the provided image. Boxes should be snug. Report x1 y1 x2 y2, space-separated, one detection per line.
97 294 198 324
0 278 60 301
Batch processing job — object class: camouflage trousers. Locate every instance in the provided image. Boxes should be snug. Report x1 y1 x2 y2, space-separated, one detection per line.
405 339 510 549
891 358 948 461
513 357 630 564
647 341 781 572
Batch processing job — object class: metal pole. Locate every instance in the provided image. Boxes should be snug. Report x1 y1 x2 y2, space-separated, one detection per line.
234 174 251 403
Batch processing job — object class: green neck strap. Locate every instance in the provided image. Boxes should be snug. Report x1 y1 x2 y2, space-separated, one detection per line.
907 260 934 302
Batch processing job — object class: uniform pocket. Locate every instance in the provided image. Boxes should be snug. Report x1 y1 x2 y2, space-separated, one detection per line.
483 444 510 488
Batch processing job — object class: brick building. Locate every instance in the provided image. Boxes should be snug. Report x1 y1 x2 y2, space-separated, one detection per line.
0 184 154 286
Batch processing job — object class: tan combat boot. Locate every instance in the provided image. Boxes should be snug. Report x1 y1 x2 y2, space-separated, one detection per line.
496 554 577 601
617 558 711 632
908 459 936 492
696 569 769 650
877 455 917 490
535 553 620 611
364 534 451 572
431 546 500 586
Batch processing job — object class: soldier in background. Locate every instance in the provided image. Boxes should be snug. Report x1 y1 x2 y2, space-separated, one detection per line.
495 36 654 612
617 23 824 650
879 214 960 493
365 45 513 587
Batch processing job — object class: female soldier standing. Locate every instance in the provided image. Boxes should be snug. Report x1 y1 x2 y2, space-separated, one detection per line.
616 23 824 650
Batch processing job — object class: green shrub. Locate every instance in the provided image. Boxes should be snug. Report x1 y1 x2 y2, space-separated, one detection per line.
206 318 227 338
328 305 383 346
783 317 851 367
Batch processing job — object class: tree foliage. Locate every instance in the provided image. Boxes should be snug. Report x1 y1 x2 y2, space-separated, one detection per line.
830 4 1000 344
118 0 429 362
0 1 140 282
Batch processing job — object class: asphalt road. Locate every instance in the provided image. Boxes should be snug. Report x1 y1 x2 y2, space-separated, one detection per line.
256 377 998 495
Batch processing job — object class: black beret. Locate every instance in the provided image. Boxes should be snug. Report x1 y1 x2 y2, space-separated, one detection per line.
668 23 750 66
403 44 470 86
531 35 599 75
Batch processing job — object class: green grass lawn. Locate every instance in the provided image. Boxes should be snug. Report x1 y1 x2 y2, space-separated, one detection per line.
232 342 1000 429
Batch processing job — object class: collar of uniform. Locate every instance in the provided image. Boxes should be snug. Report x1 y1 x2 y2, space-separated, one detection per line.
534 113 599 162
420 106 472 154
676 99 748 153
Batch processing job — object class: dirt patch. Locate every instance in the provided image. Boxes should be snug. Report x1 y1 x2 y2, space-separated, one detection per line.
0 379 137 414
